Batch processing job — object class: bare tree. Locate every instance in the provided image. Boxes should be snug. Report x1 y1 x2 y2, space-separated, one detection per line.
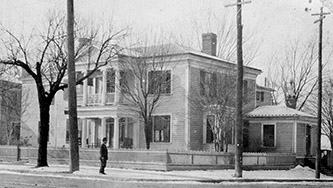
321 79 333 150
116 37 175 149
190 66 236 152
265 55 284 105
306 78 333 150
267 37 326 110
0 12 127 167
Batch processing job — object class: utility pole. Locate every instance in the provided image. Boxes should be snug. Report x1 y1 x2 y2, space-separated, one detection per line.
67 0 80 173
225 0 251 178
311 7 330 179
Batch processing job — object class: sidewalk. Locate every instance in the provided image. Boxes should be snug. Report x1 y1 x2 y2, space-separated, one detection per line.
0 162 333 183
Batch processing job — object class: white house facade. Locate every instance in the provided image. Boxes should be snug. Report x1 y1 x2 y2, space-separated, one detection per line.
21 33 263 151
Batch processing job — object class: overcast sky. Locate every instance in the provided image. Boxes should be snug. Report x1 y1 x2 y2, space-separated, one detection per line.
0 0 332 83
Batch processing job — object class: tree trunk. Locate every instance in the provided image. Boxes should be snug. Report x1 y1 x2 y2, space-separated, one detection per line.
37 103 50 167
144 122 151 149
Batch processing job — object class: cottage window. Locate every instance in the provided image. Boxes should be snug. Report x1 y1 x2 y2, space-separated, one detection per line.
262 124 275 147
206 115 215 143
148 70 171 94
152 115 170 142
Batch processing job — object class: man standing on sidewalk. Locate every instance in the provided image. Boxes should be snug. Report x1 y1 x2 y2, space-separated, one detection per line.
99 137 108 175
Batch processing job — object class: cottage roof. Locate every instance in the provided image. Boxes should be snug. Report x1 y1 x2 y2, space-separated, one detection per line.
246 105 316 118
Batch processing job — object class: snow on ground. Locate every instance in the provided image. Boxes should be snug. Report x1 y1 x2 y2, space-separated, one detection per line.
0 162 331 180
165 165 332 180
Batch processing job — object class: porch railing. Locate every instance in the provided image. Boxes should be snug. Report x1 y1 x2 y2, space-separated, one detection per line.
87 94 102 105
106 93 115 104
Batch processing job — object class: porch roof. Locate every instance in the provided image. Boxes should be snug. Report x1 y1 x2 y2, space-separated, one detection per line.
246 105 316 119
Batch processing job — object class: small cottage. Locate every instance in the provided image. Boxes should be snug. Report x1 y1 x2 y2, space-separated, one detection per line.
244 105 317 163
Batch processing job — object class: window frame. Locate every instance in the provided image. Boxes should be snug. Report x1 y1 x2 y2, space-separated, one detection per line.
152 114 172 143
199 70 217 97
106 68 115 94
206 114 215 144
256 91 265 102
261 123 276 148
148 70 172 95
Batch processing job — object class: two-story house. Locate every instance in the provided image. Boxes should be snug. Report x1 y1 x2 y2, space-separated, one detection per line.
21 33 263 151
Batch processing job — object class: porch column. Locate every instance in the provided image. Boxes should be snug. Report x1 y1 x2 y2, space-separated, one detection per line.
125 117 128 137
81 118 87 148
101 69 107 105
82 71 88 106
114 69 120 104
101 117 107 140
113 117 120 149
91 120 96 147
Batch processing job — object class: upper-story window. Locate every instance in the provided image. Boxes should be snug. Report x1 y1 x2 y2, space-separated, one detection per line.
256 91 264 102
243 80 248 103
120 70 134 93
106 69 115 93
148 70 171 94
200 70 217 97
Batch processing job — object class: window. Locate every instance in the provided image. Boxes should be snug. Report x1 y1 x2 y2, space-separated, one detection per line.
11 122 20 143
200 70 217 97
153 115 171 142
206 115 215 143
256 91 264 102
226 118 235 145
106 69 115 93
148 70 171 94
66 119 69 144
262 124 275 147
243 80 248 103
200 71 206 96
120 70 134 93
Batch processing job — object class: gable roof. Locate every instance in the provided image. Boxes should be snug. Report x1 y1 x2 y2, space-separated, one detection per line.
246 105 316 118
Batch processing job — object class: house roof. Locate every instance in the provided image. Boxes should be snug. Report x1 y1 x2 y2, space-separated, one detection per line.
131 43 262 73
246 105 316 118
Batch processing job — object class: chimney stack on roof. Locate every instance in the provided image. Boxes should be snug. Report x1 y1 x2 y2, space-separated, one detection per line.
202 33 217 56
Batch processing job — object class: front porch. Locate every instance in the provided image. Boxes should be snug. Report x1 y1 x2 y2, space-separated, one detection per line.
75 116 140 150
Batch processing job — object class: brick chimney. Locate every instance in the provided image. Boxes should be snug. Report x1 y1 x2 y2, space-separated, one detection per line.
202 33 217 56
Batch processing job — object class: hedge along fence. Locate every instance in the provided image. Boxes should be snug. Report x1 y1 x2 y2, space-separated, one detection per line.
0 146 295 171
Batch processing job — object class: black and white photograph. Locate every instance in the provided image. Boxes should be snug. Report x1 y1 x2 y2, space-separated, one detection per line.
0 0 333 187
